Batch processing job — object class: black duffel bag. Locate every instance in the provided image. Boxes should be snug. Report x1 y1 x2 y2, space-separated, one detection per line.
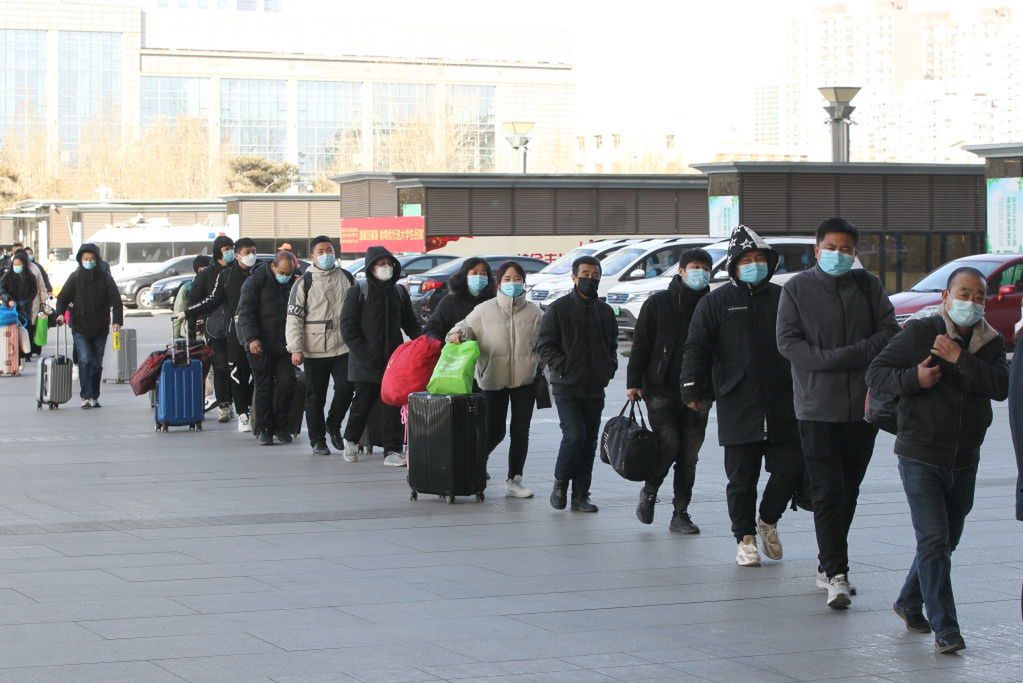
600 400 661 482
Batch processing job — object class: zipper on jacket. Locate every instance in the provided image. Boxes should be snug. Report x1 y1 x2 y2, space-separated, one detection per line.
837 278 854 421
952 387 964 468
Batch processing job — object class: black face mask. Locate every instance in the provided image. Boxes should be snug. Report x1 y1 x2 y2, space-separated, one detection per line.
576 277 599 298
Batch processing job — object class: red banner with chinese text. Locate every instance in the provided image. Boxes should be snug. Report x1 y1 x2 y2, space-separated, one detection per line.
340 216 426 253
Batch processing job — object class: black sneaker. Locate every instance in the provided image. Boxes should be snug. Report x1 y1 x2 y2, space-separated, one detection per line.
258 430 274 446
329 429 344 451
549 481 567 510
571 496 599 513
670 508 700 534
312 441 330 456
893 603 932 634
636 489 656 524
934 633 966 654
275 431 293 444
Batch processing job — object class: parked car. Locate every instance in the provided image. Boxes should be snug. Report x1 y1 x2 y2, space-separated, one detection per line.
150 273 195 310
407 255 549 322
890 253 1023 349
117 255 198 309
526 238 647 291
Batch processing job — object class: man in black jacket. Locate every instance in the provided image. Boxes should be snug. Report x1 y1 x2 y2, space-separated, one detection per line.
188 237 257 428
188 234 235 417
339 245 422 466
54 244 123 408
866 267 1008 654
627 248 712 533
535 255 618 513
236 251 300 446
681 225 801 567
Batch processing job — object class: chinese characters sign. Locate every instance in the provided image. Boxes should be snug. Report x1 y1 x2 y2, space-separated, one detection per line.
986 178 1023 253
340 216 426 253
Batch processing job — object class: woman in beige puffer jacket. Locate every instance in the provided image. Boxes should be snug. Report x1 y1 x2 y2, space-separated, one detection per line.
448 261 544 499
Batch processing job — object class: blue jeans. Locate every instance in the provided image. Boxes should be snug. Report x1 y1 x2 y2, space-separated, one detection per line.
896 457 977 640
73 332 107 400
553 394 604 499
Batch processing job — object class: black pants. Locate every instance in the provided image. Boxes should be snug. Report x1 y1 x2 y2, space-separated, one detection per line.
723 438 803 542
553 393 604 499
248 349 296 434
303 354 355 445
227 333 252 416
484 384 535 481
343 382 403 453
644 396 709 509
209 336 232 406
799 420 878 577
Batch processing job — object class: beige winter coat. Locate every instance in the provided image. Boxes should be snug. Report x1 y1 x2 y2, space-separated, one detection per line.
285 265 352 358
451 291 543 391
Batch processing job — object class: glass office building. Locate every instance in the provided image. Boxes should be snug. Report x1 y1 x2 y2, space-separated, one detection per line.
0 29 46 142
219 78 286 160
57 31 122 156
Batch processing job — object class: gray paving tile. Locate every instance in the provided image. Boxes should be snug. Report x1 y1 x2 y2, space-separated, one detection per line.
0 661 184 682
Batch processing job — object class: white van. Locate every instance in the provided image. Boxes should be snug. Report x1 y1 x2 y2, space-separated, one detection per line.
526 238 647 291
86 221 239 281
528 236 715 309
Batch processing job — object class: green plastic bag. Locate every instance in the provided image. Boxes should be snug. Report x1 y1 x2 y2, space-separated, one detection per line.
426 341 480 395
33 314 48 347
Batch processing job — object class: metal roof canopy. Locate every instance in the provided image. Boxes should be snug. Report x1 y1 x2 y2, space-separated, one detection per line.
331 172 708 190
693 161 984 176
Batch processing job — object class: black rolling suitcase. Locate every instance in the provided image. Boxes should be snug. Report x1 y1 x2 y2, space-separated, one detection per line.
406 392 487 504
251 367 305 437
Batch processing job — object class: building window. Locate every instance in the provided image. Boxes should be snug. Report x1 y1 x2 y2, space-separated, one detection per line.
594 134 602 149
220 78 286 160
373 82 436 171
0 30 46 144
236 0 256 9
445 84 495 172
58 31 122 158
297 80 363 176
264 0 282 9
140 76 208 128
612 133 621 149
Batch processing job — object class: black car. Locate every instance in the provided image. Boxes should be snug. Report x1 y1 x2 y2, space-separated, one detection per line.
117 255 197 309
150 273 195 310
406 255 549 322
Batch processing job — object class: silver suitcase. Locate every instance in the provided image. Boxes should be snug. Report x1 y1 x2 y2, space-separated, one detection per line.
103 328 137 383
37 328 73 409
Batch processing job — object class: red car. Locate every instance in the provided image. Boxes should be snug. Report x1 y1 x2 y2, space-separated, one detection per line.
890 253 1023 348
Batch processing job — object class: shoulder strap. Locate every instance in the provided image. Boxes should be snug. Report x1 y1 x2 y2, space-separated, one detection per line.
302 271 313 299
340 268 354 285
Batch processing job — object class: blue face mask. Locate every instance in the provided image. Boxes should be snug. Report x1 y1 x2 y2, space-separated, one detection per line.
500 282 525 298
737 261 768 285
221 249 236 264
315 253 336 270
26 254 33 262
82 260 96 270
275 273 291 285
947 299 984 328
13 265 23 274
467 274 488 296
818 249 855 277
684 268 710 291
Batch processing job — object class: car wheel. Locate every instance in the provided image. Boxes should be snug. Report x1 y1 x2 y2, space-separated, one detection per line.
136 286 154 310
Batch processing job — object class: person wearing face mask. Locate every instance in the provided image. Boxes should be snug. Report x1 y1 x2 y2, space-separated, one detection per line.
0 251 39 367
424 257 495 342
777 217 899 609
188 235 236 417
173 255 210 339
626 248 714 533
189 238 261 428
339 246 423 466
535 256 618 513
446 261 544 498
680 225 802 568
54 244 123 408
866 268 1008 654
286 236 357 456
236 251 301 446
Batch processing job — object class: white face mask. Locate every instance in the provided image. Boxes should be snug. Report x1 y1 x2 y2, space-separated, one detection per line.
239 253 257 268
374 264 394 281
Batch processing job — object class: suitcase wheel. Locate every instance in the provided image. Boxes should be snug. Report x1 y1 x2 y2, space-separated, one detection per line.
36 401 41 410
447 495 456 504
49 403 57 411
409 490 418 501
476 493 485 503
196 423 202 432
188 425 195 432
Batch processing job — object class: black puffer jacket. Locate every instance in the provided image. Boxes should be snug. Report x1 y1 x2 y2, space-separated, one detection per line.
54 244 123 338
627 274 707 400
340 246 423 383
0 257 38 307
188 260 259 339
424 290 493 341
680 225 796 446
534 288 618 398
235 262 299 355
866 312 1008 470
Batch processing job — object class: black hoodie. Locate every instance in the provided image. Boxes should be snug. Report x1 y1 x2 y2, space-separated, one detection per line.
55 244 123 338
235 261 298 355
339 246 423 383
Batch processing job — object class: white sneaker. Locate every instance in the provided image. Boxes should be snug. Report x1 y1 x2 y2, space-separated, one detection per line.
816 569 858 595
237 413 250 433
217 404 232 423
756 517 783 561
383 451 407 467
736 535 761 567
342 440 359 463
506 476 534 498
826 574 852 609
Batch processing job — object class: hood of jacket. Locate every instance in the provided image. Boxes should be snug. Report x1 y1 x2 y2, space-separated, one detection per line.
76 243 101 266
725 224 778 289
363 246 401 286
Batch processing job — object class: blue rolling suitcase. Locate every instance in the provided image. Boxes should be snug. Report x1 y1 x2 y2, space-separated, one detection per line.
155 358 204 432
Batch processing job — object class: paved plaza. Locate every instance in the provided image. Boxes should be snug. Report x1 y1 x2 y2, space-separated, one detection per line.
0 315 1019 682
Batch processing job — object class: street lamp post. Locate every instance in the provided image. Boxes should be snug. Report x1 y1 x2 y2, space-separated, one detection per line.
818 87 860 163
504 121 535 173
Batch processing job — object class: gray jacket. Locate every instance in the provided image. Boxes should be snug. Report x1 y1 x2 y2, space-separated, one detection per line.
285 265 353 358
776 266 900 423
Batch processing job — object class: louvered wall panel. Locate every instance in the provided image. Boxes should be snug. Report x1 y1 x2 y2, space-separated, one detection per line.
369 180 398 216
976 179 986 240
470 188 512 236
886 176 931 230
82 213 109 238
0 218 14 243
932 176 977 232
111 212 135 225
789 174 837 233
197 211 225 227
677 188 709 234
513 188 555 235
637 190 676 232
341 181 370 218
309 200 340 234
598 189 636 234
240 202 275 237
427 188 470 235
168 212 198 226
555 188 596 234
837 175 883 231
275 202 308 233
740 174 788 233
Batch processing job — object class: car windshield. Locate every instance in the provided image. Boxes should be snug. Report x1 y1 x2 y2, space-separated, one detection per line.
598 247 647 276
539 247 597 275
906 260 1001 293
346 258 366 273
421 257 479 277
